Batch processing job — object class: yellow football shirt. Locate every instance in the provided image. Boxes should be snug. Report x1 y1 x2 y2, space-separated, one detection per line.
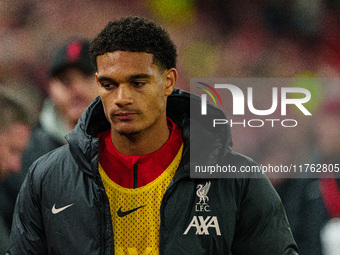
99 144 183 255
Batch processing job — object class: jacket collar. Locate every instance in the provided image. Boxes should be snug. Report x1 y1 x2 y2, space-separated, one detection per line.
66 89 233 177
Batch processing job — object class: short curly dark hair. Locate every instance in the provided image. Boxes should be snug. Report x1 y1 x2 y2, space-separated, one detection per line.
89 16 177 71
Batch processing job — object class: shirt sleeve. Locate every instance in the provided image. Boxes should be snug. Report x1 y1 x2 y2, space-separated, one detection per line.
232 175 299 255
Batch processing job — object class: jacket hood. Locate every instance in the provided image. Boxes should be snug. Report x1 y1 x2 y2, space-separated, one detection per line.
66 88 233 177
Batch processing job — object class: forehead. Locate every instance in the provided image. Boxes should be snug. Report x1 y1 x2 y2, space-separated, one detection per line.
96 51 157 75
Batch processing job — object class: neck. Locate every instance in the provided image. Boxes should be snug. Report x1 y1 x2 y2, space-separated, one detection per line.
67 119 78 132
111 120 170 156
0 169 7 183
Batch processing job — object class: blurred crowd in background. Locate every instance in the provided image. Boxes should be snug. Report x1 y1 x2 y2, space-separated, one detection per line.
1 0 340 254
2 0 340 152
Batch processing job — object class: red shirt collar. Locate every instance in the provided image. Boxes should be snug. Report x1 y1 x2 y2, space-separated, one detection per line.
98 118 183 188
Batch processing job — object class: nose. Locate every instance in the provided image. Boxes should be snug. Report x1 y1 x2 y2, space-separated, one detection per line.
68 80 83 96
114 85 133 107
8 154 22 174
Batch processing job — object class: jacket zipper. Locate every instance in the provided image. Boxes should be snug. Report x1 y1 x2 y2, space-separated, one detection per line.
133 162 138 189
159 161 190 254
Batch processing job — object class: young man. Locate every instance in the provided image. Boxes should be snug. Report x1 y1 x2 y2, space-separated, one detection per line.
8 17 298 254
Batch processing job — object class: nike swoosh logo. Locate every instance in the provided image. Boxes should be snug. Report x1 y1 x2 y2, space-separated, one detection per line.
52 203 74 214
117 205 146 217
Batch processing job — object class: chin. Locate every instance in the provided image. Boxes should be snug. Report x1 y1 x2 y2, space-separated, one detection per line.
116 129 141 136
111 122 141 136
113 124 142 136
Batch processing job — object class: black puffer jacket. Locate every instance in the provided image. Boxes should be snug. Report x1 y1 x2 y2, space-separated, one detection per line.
7 89 298 254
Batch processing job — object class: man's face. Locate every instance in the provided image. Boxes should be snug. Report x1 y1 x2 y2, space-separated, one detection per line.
96 51 176 136
49 68 98 129
0 123 31 180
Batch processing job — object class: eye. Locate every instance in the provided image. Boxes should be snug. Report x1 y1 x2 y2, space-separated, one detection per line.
101 82 116 90
102 83 112 89
132 81 146 87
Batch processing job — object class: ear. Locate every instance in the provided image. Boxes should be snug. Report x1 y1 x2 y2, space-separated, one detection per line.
164 68 178 96
95 73 100 86
95 73 101 95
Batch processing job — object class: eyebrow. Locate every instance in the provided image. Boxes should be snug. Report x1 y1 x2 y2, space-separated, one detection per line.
97 73 152 84
128 73 151 81
97 76 115 84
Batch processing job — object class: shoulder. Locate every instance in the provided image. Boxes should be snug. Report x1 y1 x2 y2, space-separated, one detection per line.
224 150 259 168
212 151 281 207
22 126 64 170
27 145 76 184
29 126 64 148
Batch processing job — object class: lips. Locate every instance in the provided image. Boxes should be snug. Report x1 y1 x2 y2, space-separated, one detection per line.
113 111 137 120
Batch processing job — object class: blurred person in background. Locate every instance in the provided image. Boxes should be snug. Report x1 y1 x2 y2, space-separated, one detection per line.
0 93 33 254
274 99 340 255
4 39 98 233
20 39 98 173
314 99 340 255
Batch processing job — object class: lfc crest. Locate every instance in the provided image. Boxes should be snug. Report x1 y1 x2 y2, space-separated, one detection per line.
195 181 211 212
